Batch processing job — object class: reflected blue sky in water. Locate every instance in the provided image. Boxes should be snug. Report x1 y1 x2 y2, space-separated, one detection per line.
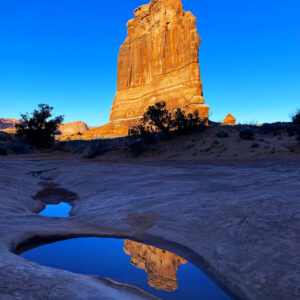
21 238 232 300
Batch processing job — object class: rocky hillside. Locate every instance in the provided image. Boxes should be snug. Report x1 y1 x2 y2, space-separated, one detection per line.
0 118 19 131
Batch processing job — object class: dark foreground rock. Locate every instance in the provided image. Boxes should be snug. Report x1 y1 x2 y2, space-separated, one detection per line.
0 156 299 299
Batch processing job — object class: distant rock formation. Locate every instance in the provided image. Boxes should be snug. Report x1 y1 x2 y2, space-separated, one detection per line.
58 121 89 135
223 114 236 126
0 118 19 132
0 118 89 137
124 239 186 291
83 0 209 138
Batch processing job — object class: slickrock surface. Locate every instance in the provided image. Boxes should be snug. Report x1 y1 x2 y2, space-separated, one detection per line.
124 239 186 291
58 121 89 135
0 156 299 299
223 114 236 126
84 0 209 138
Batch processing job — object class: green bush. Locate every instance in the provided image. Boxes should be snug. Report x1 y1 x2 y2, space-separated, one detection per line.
142 101 172 134
291 109 300 124
15 104 64 148
172 109 204 134
216 130 229 138
126 138 147 156
239 128 255 140
129 101 206 137
7 141 32 154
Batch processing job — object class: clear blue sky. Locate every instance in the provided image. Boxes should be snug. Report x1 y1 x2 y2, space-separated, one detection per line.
0 0 299 126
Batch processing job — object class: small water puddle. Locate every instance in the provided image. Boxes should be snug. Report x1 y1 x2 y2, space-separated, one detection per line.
21 238 232 300
39 203 71 217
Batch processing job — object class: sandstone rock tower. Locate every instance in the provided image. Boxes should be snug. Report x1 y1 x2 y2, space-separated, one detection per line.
84 0 209 138
222 114 236 126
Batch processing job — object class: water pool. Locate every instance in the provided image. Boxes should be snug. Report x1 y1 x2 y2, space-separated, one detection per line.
21 237 232 300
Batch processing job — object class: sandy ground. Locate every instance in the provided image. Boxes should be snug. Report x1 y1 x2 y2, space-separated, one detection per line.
0 155 299 299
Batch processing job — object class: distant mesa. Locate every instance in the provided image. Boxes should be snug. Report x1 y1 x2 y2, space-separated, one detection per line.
0 118 89 137
124 239 186 291
222 114 236 126
83 0 209 139
58 121 89 136
0 118 19 133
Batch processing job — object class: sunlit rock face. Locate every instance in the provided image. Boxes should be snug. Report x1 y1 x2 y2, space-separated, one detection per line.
83 0 209 138
0 118 19 133
222 114 236 126
58 121 89 135
124 239 186 291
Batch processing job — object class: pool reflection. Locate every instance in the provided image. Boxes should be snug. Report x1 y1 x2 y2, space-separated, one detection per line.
21 237 232 300
124 240 186 291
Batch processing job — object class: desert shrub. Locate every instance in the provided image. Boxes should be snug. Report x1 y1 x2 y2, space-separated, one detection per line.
127 124 157 155
142 101 172 134
211 140 220 147
6 141 32 154
291 109 300 124
66 140 87 154
172 109 205 134
257 122 300 137
127 101 207 155
216 130 229 138
15 104 64 148
129 101 206 137
239 128 255 140
83 140 112 159
262 123 283 136
128 124 155 141
185 140 195 150
0 148 8 156
84 141 102 159
0 132 11 142
250 142 260 149
128 102 171 138
126 138 147 156
287 146 295 153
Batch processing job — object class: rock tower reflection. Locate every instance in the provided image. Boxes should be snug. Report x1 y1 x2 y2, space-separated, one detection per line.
124 240 187 291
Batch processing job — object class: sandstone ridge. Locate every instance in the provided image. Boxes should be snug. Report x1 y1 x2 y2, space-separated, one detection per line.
0 118 20 133
83 0 209 138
